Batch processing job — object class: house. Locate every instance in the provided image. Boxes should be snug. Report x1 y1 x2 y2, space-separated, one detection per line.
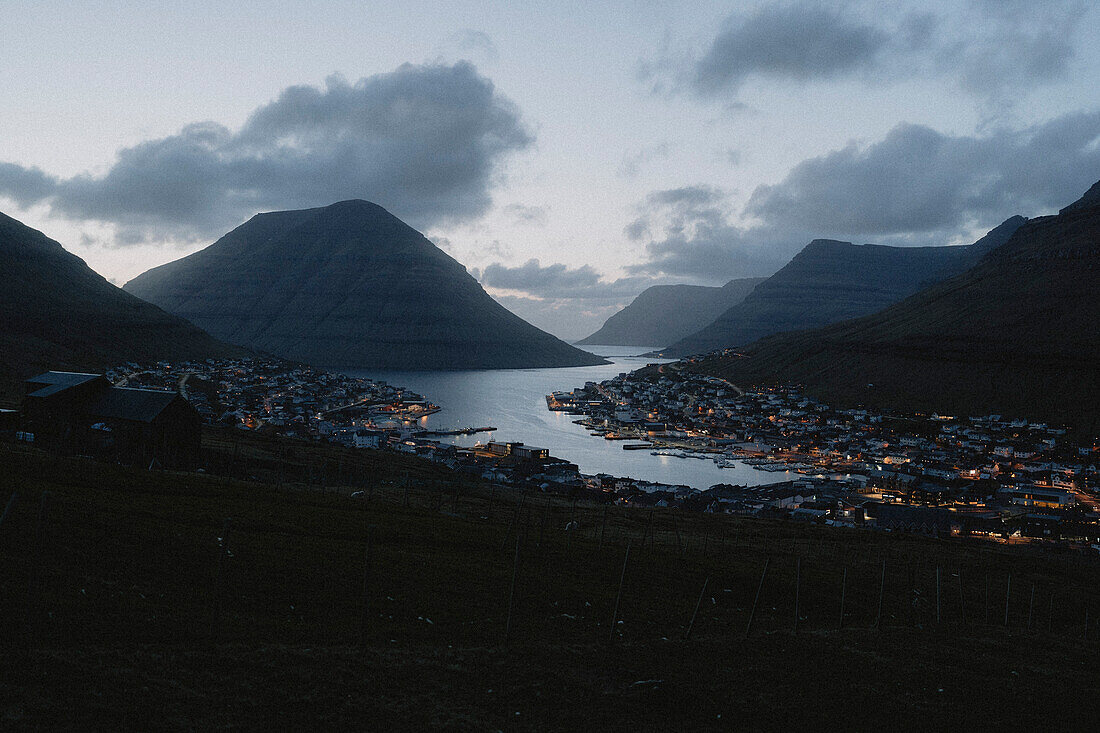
864 503 960 536
21 371 202 469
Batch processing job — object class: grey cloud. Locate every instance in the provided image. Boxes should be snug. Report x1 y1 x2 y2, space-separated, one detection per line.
617 142 670 177
0 62 531 242
476 258 652 300
692 1 888 94
944 5 1081 97
0 162 57 207
626 186 798 281
745 110 1100 236
630 110 1100 281
657 1 1085 102
502 203 548 225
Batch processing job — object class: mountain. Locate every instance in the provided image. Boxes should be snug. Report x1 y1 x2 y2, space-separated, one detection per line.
662 217 1026 357
576 278 764 347
125 200 606 370
692 183 1100 431
0 211 242 403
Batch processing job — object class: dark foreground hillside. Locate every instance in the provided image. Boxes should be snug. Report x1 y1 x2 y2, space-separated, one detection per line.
2 433 1100 729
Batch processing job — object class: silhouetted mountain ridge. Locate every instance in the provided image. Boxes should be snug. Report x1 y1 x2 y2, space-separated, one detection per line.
662 216 1026 357
125 200 606 370
0 211 243 403
577 278 764 347
692 183 1100 431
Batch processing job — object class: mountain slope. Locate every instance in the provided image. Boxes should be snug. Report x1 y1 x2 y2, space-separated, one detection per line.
125 200 606 370
0 211 243 402
693 185 1100 431
577 278 764 347
663 217 1026 357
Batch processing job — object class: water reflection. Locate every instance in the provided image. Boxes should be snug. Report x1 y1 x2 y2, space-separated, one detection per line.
341 345 792 489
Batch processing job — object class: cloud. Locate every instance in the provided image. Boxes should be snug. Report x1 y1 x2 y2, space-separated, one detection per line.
629 109 1100 281
647 1 1087 104
625 186 802 281
745 110 1100 236
617 141 670 177
475 259 666 341
0 162 55 208
475 259 649 300
692 1 888 95
433 29 499 65
501 203 548 226
0 62 531 243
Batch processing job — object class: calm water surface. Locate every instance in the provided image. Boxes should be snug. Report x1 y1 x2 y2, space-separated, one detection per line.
341 345 791 489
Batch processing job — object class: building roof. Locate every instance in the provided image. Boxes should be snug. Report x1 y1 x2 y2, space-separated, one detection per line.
25 371 106 398
86 387 183 423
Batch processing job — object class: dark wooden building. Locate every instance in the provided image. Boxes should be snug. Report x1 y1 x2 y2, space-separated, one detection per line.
21 371 201 469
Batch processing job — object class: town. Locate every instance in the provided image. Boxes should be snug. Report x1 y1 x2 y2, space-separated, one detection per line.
548 362 1100 548
9 357 1098 552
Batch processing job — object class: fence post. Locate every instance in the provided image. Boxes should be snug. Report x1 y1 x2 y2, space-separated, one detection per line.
504 532 521 645
360 526 373 642
875 558 886 630
958 569 966 626
0 492 17 529
598 504 609 553
214 517 232 625
685 576 709 641
936 567 942 626
609 541 632 642
838 567 847 631
794 557 802 632
745 557 770 637
1028 583 1035 631
1004 574 1012 627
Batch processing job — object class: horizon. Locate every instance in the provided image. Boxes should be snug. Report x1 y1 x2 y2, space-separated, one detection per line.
2 0 1099 340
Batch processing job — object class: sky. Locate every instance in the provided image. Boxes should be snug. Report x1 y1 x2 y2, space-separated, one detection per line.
2 0 1099 340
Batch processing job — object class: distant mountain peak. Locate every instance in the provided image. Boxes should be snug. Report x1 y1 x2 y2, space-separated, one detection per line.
125 201 605 370
576 277 763 348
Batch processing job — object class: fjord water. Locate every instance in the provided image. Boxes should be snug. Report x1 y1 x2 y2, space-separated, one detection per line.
342 345 790 489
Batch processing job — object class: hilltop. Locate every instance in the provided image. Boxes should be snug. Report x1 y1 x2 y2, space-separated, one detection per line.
663 217 1026 357
577 278 764 348
0 211 242 404
691 183 1100 432
125 200 606 370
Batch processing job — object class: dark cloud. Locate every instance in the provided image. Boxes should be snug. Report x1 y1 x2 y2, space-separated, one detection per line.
0 62 531 242
630 109 1100 281
745 110 1100 236
650 1 1085 103
475 259 650 300
692 1 888 94
0 162 56 208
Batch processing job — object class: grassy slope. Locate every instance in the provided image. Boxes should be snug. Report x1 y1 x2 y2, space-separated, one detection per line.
2 431 1100 729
